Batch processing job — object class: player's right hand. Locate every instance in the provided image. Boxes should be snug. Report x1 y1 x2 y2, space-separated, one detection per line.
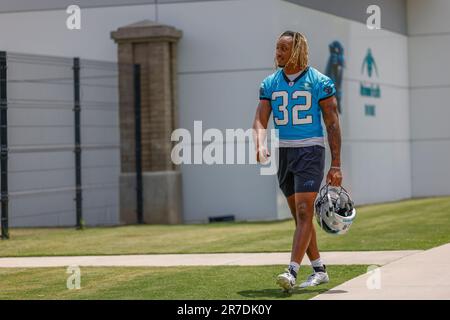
256 146 270 164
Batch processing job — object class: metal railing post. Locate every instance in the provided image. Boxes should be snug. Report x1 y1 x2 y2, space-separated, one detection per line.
0 51 9 239
73 57 83 229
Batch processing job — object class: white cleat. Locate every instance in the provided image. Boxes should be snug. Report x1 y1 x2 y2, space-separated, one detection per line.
298 272 329 288
276 270 296 292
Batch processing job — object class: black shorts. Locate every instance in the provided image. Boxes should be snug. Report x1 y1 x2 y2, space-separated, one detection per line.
277 145 325 197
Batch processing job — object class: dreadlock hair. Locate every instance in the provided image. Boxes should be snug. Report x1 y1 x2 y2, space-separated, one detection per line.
275 31 309 71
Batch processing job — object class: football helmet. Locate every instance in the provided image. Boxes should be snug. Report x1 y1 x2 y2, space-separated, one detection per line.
314 184 356 235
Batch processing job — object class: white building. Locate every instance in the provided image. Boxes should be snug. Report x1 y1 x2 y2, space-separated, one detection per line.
0 0 448 226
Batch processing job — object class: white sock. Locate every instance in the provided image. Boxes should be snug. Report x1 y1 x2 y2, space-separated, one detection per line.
311 257 324 268
288 261 300 277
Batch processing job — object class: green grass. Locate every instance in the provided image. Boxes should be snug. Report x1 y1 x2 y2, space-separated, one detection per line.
1 196 449 257
0 265 368 300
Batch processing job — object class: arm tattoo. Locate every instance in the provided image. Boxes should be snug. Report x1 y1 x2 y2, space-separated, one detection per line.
320 97 341 167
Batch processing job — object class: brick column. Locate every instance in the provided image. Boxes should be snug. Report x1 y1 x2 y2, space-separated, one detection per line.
111 20 183 224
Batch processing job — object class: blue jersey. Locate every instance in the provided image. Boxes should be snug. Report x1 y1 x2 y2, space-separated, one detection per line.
259 67 336 147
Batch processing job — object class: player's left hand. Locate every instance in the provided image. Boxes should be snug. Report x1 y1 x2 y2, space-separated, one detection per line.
326 167 342 187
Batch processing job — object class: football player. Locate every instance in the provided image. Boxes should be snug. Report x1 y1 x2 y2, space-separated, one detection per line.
252 31 342 291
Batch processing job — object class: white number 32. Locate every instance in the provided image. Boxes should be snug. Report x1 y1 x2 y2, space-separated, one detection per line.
272 91 312 126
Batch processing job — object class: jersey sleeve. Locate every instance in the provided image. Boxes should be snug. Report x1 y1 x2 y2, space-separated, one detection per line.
317 75 336 102
259 77 272 101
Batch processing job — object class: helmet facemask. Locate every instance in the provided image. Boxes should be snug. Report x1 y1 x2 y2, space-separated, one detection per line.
314 184 356 235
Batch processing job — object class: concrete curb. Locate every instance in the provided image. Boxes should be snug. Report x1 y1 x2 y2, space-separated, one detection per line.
0 250 421 268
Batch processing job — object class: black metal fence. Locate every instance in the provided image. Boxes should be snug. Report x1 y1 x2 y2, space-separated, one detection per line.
133 64 143 225
0 51 143 239
0 51 8 239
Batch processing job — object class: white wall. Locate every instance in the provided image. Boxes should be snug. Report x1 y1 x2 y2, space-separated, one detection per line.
0 0 422 225
162 0 281 222
171 0 412 220
408 0 450 197
278 1 411 207
0 5 155 61
0 0 283 224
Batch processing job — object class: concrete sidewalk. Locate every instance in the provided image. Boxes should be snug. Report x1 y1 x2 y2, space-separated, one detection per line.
0 250 420 268
312 243 450 300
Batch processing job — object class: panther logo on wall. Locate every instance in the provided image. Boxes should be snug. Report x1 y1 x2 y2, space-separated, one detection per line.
325 41 345 113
